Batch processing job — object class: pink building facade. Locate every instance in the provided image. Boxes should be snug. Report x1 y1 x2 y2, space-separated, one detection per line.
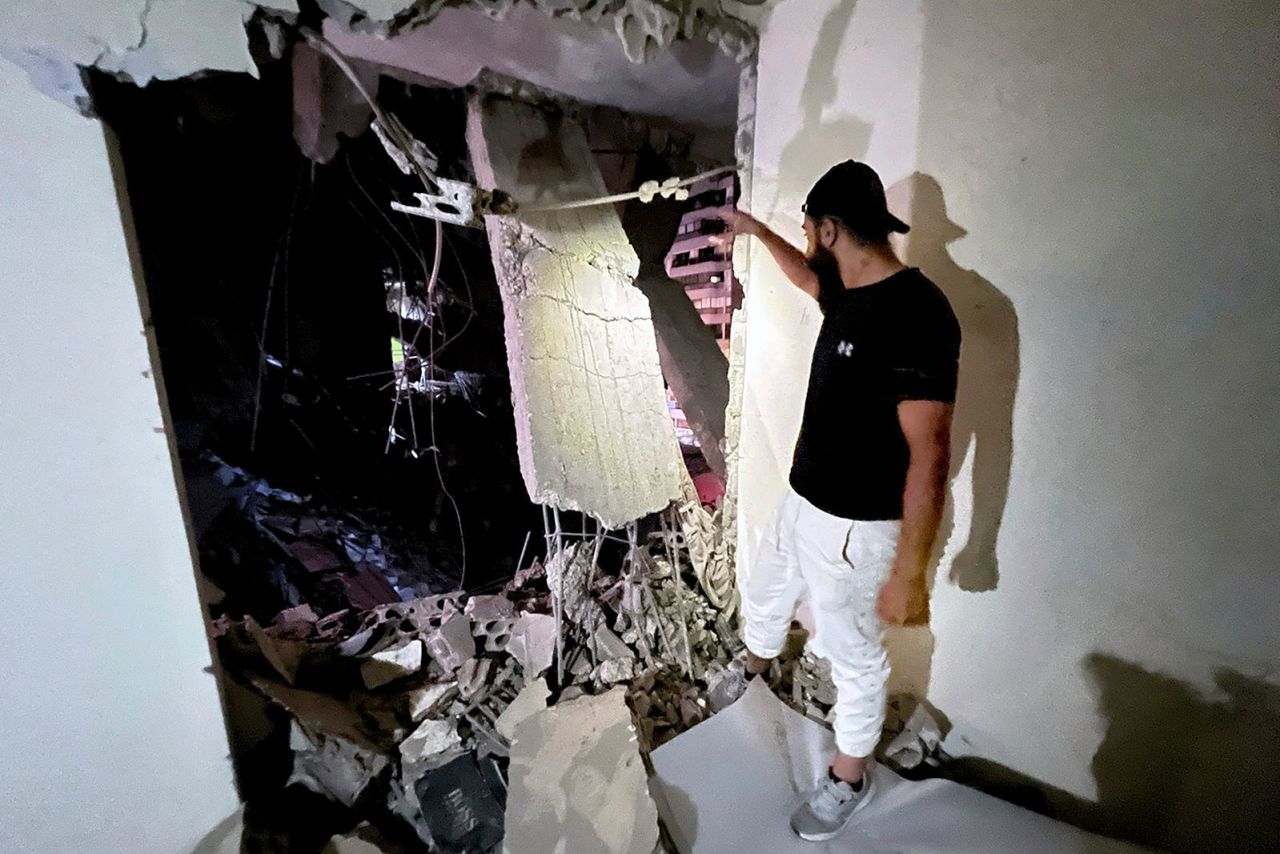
664 174 741 353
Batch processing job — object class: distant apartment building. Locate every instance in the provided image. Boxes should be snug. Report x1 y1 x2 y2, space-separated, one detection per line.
664 174 741 353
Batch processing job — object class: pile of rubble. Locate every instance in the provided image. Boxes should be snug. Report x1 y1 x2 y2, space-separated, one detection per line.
196 455 452 625
207 460 756 851
201 456 943 851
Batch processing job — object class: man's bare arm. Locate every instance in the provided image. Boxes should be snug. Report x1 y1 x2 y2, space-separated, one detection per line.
717 210 819 300
877 400 953 624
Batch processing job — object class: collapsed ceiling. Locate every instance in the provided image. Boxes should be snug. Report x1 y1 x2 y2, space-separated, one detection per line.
1 0 760 122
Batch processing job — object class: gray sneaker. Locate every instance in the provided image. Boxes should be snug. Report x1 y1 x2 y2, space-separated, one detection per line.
790 766 876 842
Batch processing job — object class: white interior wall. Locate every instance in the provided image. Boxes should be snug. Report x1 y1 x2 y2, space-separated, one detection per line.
740 1 1280 849
0 48 237 854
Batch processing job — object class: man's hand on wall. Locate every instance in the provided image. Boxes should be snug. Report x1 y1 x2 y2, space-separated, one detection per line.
709 207 760 251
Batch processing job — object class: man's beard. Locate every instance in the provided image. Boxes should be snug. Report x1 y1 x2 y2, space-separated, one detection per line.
807 245 844 310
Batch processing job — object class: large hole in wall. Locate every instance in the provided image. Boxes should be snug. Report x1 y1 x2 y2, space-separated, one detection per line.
87 28 748 846
92 69 546 609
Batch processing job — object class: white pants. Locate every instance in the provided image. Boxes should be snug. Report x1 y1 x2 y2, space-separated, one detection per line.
743 489 900 757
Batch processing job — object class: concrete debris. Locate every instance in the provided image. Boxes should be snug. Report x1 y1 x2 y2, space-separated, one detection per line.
272 603 321 630
207 459 753 850
457 657 493 702
408 680 458 721
628 669 709 747
504 686 658 854
595 656 638 685
702 661 747 713
475 617 515 652
592 624 635 663
506 611 557 679
314 0 755 65
400 717 463 765
197 454 453 627
247 617 310 684
289 721 390 808
360 639 424 689
464 594 516 623
675 488 740 621
494 678 550 741
253 676 403 750
466 95 685 527
881 700 945 771
546 542 602 626
426 610 476 672
792 651 837 708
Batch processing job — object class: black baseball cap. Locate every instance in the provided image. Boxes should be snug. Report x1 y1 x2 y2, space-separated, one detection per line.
802 160 909 237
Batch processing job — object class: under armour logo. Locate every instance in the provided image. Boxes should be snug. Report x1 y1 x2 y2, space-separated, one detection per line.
836 341 854 357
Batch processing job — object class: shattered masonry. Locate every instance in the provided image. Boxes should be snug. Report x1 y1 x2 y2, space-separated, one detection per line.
504 687 658 854
466 94 686 528
315 0 757 64
209 452 750 851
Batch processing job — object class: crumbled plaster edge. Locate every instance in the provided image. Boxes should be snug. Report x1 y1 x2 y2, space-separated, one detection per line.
723 61 757 568
3 1 757 119
317 0 758 64
0 1 300 115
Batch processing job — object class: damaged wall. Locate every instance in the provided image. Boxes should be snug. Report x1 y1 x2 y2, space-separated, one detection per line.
321 3 743 128
467 96 686 527
0 58 238 852
738 1 1280 851
0 0 287 111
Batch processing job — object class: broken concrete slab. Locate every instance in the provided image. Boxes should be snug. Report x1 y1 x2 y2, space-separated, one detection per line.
407 680 458 722
506 611 557 679
504 686 658 854
466 95 685 528
465 594 516 623
400 717 462 765
494 678 550 741
360 639 423 689
252 676 399 751
289 722 390 808
591 624 636 662
594 656 637 685
881 699 945 771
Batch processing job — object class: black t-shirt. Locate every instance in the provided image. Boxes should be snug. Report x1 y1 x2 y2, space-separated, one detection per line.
789 268 960 520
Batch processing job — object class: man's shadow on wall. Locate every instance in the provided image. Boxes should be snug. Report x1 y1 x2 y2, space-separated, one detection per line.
937 655 1280 853
768 0 872 225
890 173 1020 594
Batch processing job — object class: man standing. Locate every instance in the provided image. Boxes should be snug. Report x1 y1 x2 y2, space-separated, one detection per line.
725 161 959 841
